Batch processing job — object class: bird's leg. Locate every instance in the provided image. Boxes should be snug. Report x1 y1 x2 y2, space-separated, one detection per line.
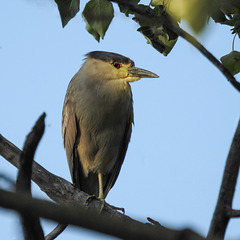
98 172 106 213
86 173 125 213
97 172 104 200
85 173 104 210
98 173 125 213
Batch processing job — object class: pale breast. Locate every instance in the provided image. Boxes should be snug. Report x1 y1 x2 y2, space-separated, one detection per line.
75 78 133 176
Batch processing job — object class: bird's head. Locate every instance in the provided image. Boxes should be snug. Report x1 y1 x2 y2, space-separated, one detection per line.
82 51 159 84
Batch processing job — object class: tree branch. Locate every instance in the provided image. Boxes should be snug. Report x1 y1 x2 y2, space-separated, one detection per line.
0 133 118 213
0 173 15 187
110 0 240 92
0 189 204 240
16 113 46 193
226 207 240 218
44 223 68 240
0 133 205 239
16 113 46 240
207 120 240 240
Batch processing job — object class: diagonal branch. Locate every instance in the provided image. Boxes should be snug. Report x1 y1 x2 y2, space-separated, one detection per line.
0 132 205 239
0 188 205 240
110 0 240 92
207 120 240 240
0 133 113 213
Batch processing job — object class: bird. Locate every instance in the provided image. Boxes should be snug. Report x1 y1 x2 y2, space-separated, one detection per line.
62 51 158 203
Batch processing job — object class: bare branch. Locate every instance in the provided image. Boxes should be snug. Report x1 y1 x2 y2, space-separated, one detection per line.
226 207 240 218
110 0 240 92
0 173 15 187
207 120 240 240
0 189 204 240
0 134 205 239
16 112 46 193
0 133 117 213
16 113 46 240
44 223 68 240
147 217 162 227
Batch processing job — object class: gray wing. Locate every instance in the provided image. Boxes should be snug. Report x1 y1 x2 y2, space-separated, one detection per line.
62 81 133 197
62 85 99 193
103 103 133 198
62 92 81 186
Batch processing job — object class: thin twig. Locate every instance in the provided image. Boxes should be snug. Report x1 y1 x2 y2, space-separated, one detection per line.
45 223 68 240
0 173 15 187
226 207 240 218
147 217 162 227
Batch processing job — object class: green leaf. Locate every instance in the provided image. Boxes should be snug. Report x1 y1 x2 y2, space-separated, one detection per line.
211 0 240 24
220 51 240 75
220 0 240 15
224 14 240 26
55 0 79 27
150 0 164 7
85 21 101 42
137 26 177 56
82 0 114 41
118 0 140 16
168 0 211 33
133 5 178 56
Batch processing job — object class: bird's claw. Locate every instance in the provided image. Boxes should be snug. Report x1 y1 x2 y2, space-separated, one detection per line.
85 195 125 214
85 195 105 213
105 202 125 214
99 200 125 214
85 194 97 205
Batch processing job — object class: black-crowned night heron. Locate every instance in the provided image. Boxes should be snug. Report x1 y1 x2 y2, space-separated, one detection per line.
62 51 158 203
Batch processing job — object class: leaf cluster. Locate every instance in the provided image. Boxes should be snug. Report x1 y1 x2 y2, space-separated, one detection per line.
53 0 240 76
54 0 179 55
208 0 240 75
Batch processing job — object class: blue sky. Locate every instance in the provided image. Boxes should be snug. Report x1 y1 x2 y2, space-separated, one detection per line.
1 0 240 239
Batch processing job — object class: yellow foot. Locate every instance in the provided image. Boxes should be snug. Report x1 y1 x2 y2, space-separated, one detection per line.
85 195 105 213
98 199 125 214
105 202 125 214
85 194 97 205
85 195 125 214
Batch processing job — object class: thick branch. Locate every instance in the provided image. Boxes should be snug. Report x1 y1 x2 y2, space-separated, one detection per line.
207 120 240 239
111 0 240 92
0 133 205 239
0 189 204 240
0 133 116 214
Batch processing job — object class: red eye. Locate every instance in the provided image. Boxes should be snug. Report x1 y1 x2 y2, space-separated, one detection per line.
113 63 120 69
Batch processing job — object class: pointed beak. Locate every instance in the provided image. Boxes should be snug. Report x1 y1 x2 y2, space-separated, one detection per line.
128 67 159 79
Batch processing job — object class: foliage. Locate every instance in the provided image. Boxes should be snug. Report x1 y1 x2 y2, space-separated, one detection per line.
132 5 178 56
221 51 240 75
2 0 240 239
53 0 240 66
150 0 211 33
54 0 79 27
82 0 114 41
